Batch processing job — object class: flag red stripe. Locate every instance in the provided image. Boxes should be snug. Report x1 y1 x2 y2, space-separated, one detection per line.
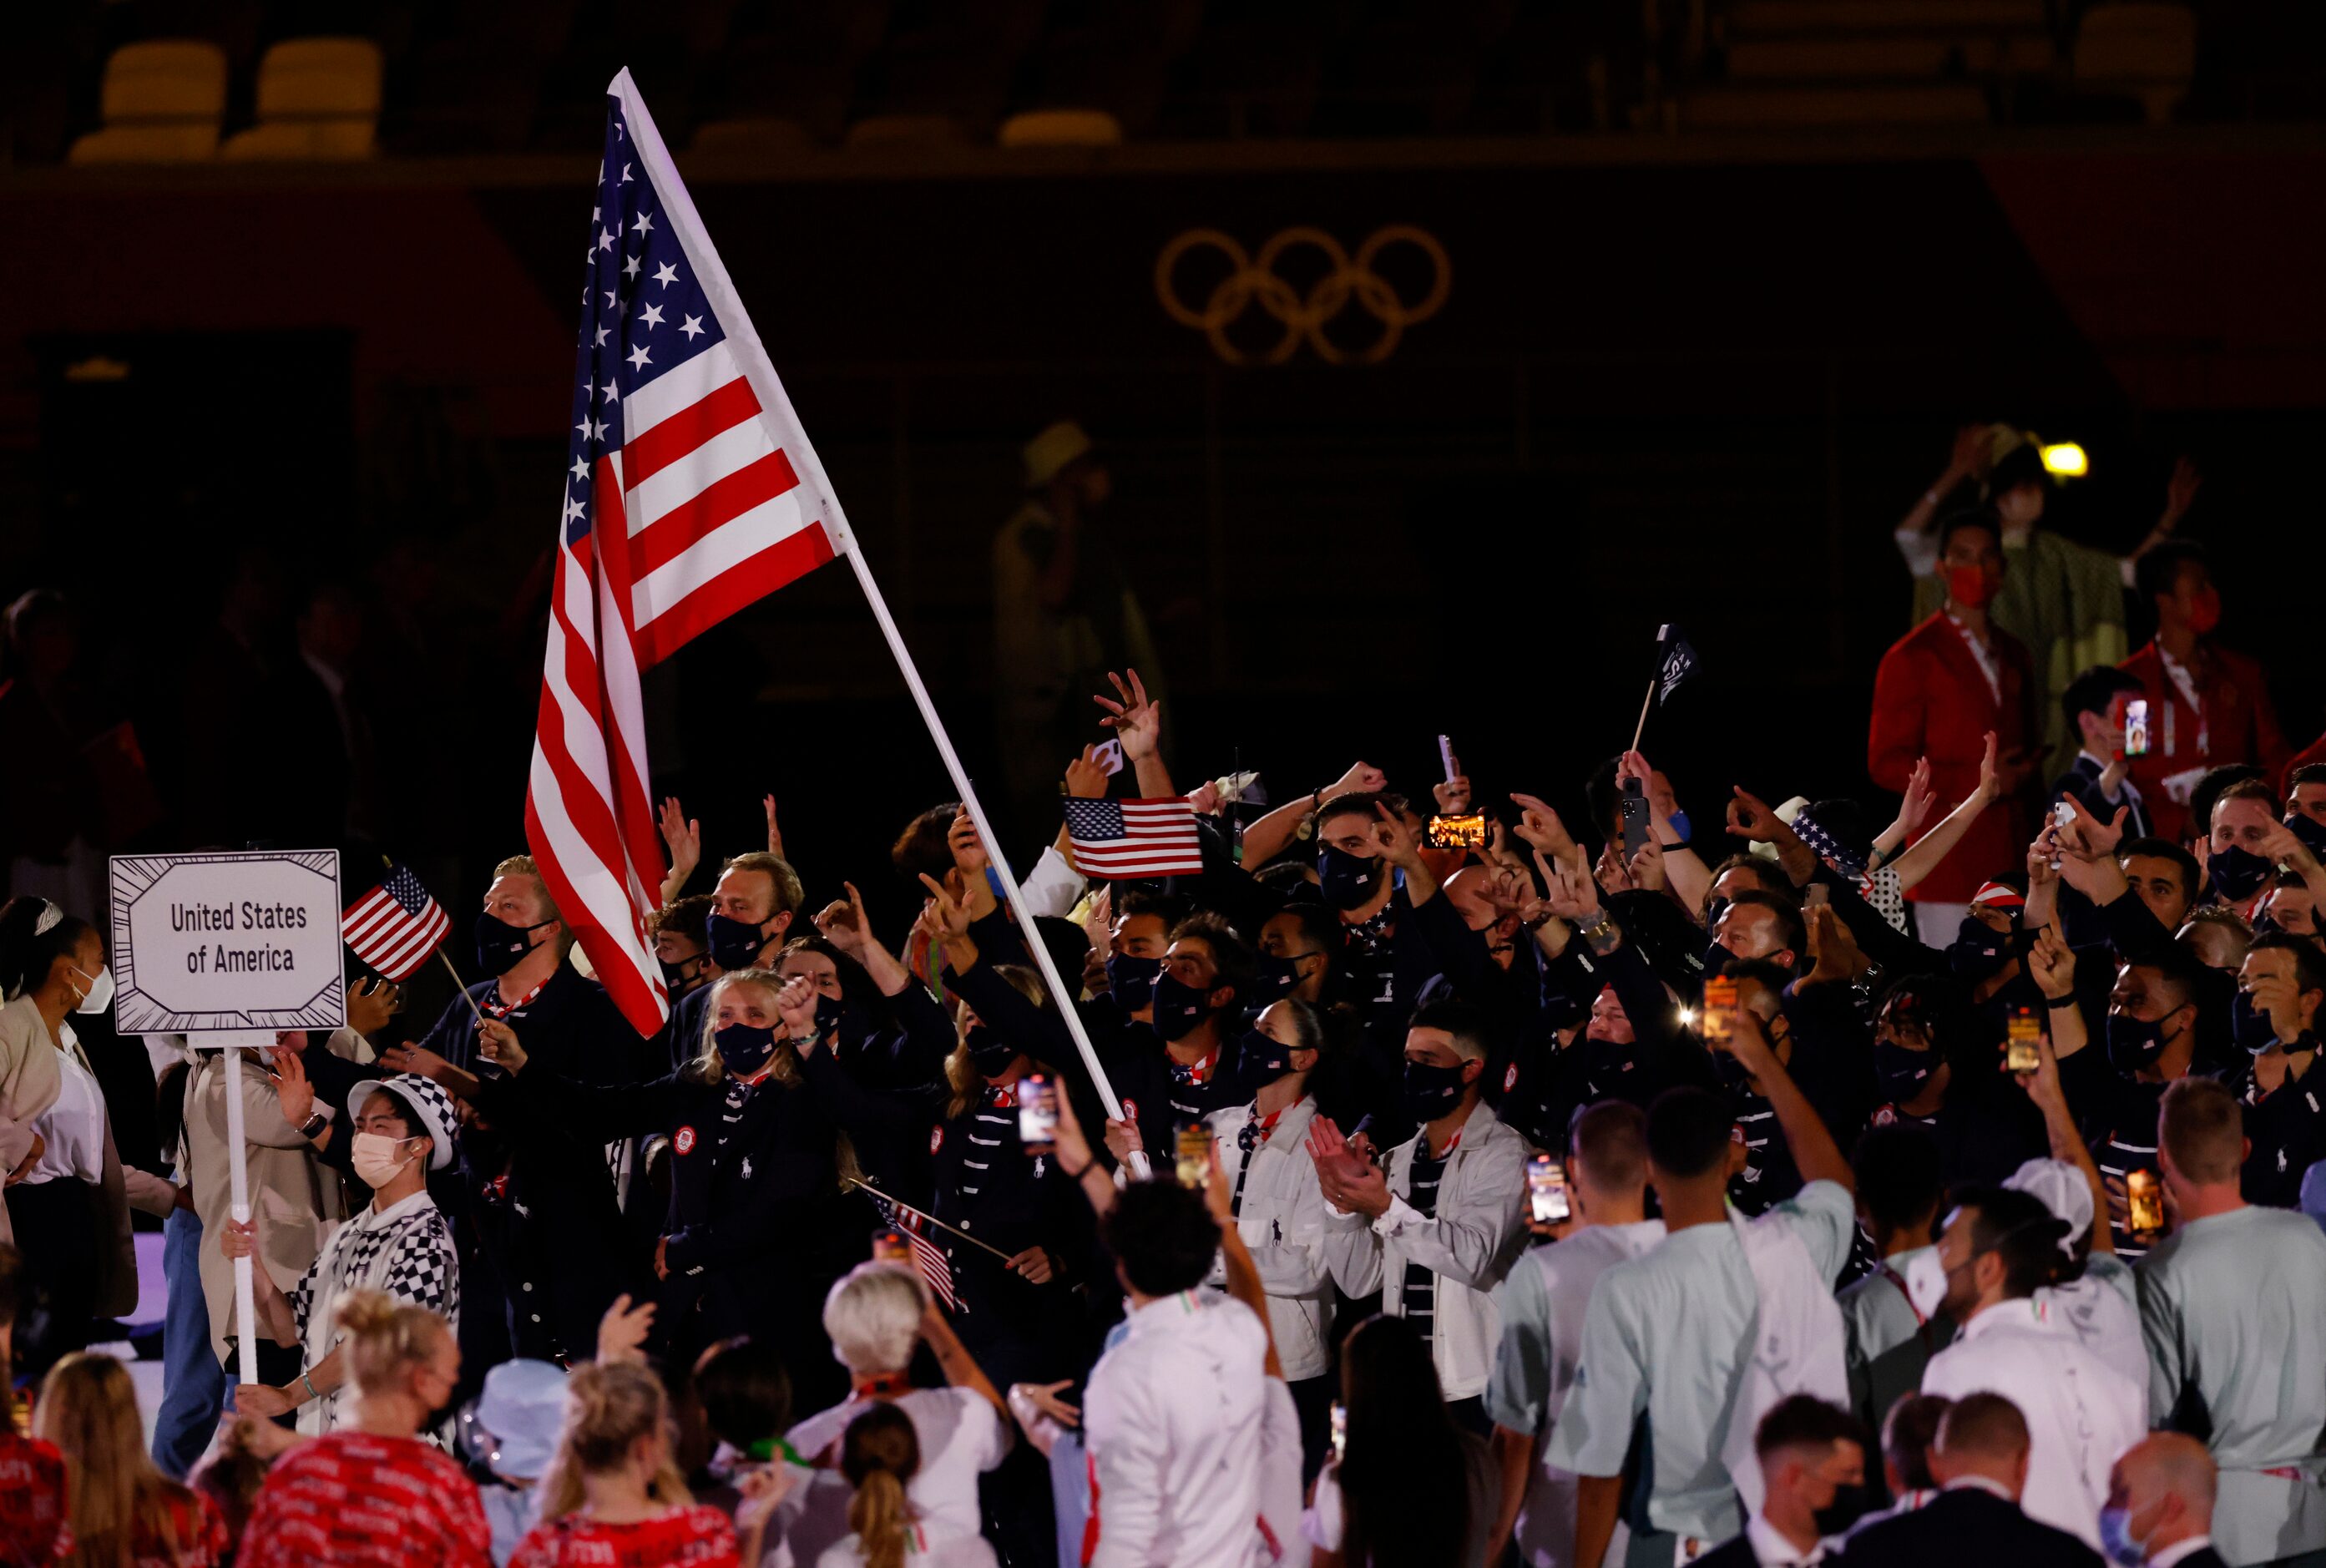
630 522 837 670
622 377 760 488
589 462 668 909
526 792 665 1031
630 446 801 579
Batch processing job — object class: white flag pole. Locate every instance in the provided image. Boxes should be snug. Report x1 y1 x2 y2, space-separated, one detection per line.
218 1034 264 1392
616 71 1150 1176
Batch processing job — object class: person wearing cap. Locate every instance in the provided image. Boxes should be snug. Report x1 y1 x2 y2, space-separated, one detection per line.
1869 508 2042 948
463 1358 564 1566
1917 1186 2146 1550
1892 423 2194 765
993 418 1164 845
2136 1076 2326 1566
219 1070 462 1436
2004 1156 2147 1391
2121 544 2291 846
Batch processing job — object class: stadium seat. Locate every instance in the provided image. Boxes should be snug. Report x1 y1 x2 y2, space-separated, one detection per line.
221 37 382 160
68 39 226 163
843 114 968 148
997 109 1124 147
2073 2 2197 124
689 115 816 158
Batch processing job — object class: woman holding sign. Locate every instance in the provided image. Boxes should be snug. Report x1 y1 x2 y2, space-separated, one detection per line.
220 1071 462 1435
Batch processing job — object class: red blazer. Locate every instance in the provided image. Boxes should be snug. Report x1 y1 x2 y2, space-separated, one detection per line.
2120 640 2291 843
1868 612 2037 903
2288 729 2326 795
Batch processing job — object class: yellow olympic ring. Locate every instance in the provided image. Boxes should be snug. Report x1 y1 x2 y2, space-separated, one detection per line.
1154 225 1451 367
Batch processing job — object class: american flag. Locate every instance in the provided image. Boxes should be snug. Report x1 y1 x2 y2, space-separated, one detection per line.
867 1192 958 1310
341 864 451 983
527 71 846 1035
1063 797 1206 879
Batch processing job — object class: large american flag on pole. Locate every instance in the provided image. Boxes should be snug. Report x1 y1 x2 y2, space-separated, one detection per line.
528 71 848 1034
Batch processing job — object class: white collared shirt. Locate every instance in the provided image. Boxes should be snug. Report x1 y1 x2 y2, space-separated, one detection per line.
1083 1290 1269 1568
22 1044 104 1186
1745 1513 1824 1565
1945 610 2005 707
1921 1297 2146 1550
2148 1538 2219 1568
2156 645 2210 754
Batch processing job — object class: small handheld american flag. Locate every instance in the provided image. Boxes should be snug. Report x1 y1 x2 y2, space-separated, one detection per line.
868 1193 958 1311
341 863 452 983
1063 797 1205 880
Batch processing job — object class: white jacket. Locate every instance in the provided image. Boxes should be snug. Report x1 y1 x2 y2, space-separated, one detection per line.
1322 1104 1532 1400
1203 1097 1334 1380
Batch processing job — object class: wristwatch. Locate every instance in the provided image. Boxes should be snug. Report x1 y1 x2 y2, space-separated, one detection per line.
298 1109 331 1139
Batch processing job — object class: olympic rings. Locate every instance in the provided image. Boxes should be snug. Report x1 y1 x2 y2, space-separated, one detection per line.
1154 225 1451 367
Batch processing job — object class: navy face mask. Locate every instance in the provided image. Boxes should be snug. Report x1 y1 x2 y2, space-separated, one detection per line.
474 912 554 978
1401 1057 1469 1121
1253 950 1312 1003
1947 918 2012 981
2106 1009 2174 1074
1236 1028 1296 1085
813 994 847 1042
2233 989 2284 1055
1316 845 1383 911
1149 972 1212 1042
658 953 705 991
2210 845 2273 903
963 1024 1019 1077
1105 952 1164 1004
1873 1039 1935 1103
706 911 770 972
2287 812 2326 859
714 1021 777 1077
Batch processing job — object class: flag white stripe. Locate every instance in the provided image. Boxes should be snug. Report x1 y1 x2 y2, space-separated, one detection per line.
368 920 437 978
622 339 737 441
633 488 807 630
624 412 772 534
528 738 655 978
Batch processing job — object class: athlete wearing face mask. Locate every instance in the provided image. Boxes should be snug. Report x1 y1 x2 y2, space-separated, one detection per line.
2231 936 2326 1210
1254 903 1337 1008
1690 1396 1870 1567
2202 781 2292 914
217 1072 461 1437
387 855 644 1090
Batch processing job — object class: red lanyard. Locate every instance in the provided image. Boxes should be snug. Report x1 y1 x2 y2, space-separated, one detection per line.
1879 1264 1928 1328
482 979 546 1019
853 1373 912 1401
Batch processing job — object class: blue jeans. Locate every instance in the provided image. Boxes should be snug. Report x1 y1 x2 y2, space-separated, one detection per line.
150 1206 223 1478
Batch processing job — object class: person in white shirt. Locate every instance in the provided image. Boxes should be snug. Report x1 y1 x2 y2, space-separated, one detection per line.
2104 1434 2228 1568
1691 1395 1870 1568
814 1401 999 1568
1311 999 1531 1429
2002 1156 2147 1392
1201 995 1332 1473
786 1264 1012 1546
1917 1185 2145 1551
1082 1177 1269 1568
1482 1099 1667 1566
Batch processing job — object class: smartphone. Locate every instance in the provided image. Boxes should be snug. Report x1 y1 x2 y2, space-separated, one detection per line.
872 1229 912 1265
2123 699 2152 759
1620 782 1649 857
1329 1401 1348 1465
2126 1167 2165 1235
1093 738 1125 776
1527 1154 1571 1229
2005 1007 2042 1074
1804 883 1831 909
1017 1073 1058 1155
1438 733 1459 783
2049 798 2076 870
1175 1124 1213 1189
1426 813 1488 850
1699 975 1738 1048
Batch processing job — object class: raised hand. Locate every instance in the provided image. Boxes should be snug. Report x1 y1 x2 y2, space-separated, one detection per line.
379 1041 452 1082
1628 839 1667 893
597 1292 655 1363
813 885 867 953
774 975 822 1040
1543 858 1603 924
2058 795 2129 861
1595 842 1636 895
346 976 401 1037
1725 785 1785 844
1187 778 1224 817
948 806 989 878
1949 422 1992 480
1899 756 1938 837
659 796 701 883
764 794 785 860
1304 1115 1369 1189
917 873 973 941
1803 905 1863 987
474 1022 526 1075
1509 792 1578 860
2027 924 2076 999
268 1044 316 1130
2161 456 2202 529
1063 745 1109 801
1433 753 1473 815
1327 760 1389 799
1101 1116 1144 1168
1371 803 1424 870
1094 667 1162 762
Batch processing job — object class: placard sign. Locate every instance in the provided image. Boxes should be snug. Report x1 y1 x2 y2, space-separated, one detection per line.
108 850 345 1034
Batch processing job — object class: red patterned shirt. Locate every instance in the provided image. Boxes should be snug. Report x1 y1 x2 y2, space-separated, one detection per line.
0 1434 69 1568
240 1431 491 1568
127 1489 229 1568
509 1506 739 1568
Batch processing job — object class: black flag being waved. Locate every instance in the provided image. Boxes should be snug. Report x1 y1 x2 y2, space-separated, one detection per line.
1656 622 1701 703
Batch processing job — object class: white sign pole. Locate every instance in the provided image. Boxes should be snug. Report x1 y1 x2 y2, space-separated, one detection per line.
220 1035 262 1392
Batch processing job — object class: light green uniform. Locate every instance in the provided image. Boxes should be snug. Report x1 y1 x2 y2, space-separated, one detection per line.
1545 1182 1855 1548
2138 1205 2326 1565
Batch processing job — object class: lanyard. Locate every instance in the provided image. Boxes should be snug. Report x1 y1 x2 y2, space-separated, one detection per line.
1878 1263 1928 1328
1230 1106 1286 1217
482 979 546 1019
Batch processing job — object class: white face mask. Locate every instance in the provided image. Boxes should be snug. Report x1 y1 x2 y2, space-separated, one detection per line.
351 1131 419 1189
69 964 114 1016
1904 1249 1951 1320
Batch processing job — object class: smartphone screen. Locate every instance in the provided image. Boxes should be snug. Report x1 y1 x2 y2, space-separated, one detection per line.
2126 1168 2165 1234
1528 1154 1570 1228
1700 975 1739 1048
2123 699 2152 759
1803 883 1830 909
2005 1008 2042 1074
1426 813 1487 850
1175 1124 1212 1189
1329 1401 1348 1465
872 1229 911 1264
1017 1073 1058 1154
